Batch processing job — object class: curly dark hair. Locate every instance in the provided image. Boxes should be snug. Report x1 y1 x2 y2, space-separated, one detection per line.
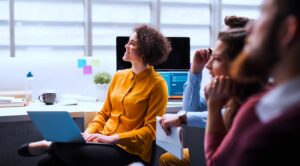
224 15 251 29
134 25 172 66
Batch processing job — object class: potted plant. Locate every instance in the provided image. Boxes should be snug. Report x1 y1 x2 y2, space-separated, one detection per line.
93 72 112 102
94 72 111 85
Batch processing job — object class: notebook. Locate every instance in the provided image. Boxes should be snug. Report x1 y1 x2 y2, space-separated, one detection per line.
156 116 183 159
27 111 86 143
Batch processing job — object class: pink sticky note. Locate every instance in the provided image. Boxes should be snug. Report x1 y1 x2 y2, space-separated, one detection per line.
83 65 92 75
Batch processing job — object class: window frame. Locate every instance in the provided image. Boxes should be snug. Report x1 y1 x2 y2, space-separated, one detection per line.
2 0 260 58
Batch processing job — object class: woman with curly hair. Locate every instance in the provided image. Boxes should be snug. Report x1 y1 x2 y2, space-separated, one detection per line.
18 24 171 166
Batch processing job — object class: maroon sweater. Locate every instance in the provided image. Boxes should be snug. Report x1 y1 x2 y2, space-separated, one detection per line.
205 93 264 166
229 102 300 166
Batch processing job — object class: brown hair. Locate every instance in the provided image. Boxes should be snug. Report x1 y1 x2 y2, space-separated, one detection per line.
217 29 265 130
223 82 264 130
218 28 247 61
134 25 172 66
224 15 250 29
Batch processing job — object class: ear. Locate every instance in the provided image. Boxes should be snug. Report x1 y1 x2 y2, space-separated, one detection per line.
281 16 299 48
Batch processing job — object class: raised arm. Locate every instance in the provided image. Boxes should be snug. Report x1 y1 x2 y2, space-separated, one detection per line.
183 49 210 112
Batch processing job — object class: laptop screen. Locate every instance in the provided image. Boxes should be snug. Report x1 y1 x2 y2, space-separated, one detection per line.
27 111 85 143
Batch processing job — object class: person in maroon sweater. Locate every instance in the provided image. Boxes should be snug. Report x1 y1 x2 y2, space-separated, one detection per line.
224 0 300 165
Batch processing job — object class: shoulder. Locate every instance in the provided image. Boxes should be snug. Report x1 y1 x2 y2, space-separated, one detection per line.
108 69 131 86
115 69 131 76
239 103 300 143
112 69 131 79
143 72 168 94
230 103 300 166
268 103 300 127
150 72 168 86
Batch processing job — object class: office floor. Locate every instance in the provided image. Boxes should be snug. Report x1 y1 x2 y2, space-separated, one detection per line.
0 117 206 166
0 118 83 166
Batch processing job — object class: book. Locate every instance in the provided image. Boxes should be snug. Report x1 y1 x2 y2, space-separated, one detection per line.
156 116 184 159
0 98 25 108
0 91 27 99
0 96 16 103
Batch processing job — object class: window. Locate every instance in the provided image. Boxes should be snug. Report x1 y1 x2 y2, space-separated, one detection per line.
0 0 9 57
14 0 85 57
92 0 151 70
222 0 261 25
160 0 211 58
2 0 261 58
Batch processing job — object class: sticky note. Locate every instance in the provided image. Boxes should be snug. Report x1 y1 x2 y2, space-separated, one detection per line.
78 59 86 68
91 59 100 67
83 65 92 75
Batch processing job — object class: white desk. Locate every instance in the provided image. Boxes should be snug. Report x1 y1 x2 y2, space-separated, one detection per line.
0 101 102 122
0 101 182 122
0 100 182 166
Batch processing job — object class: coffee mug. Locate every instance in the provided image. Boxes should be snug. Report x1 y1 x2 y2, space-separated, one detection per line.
38 93 56 105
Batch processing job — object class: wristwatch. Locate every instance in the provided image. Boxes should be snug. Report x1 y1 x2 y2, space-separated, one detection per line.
177 110 187 125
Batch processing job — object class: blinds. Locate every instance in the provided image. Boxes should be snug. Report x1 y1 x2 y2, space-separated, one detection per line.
0 0 260 58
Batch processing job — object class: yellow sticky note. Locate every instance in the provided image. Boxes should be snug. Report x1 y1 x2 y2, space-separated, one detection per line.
91 59 100 67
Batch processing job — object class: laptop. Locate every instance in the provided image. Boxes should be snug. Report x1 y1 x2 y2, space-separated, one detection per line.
27 111 86 143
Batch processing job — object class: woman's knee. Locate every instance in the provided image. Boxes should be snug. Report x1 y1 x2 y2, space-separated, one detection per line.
159 149 190 166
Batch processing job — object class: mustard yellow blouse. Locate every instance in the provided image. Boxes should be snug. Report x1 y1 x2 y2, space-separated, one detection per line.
86 66 168 162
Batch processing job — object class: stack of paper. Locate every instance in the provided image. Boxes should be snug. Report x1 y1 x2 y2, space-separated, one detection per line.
0 97 25 108
58 99 78 106
0 91 27 98
156 116 184 159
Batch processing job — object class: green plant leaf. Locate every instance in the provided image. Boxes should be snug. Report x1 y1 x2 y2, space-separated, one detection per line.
93 72 112 84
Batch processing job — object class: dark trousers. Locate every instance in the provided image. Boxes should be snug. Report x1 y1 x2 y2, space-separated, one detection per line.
38 143 146 166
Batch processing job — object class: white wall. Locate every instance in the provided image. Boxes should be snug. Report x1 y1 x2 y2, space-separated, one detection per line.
0 57 116 100
0 56 213 101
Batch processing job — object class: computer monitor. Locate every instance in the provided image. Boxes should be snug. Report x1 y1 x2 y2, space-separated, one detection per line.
116 36 190 71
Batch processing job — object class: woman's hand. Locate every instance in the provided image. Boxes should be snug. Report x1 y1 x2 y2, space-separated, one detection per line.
159 114 181 136
82 133 120 144
205 76 235 111
191 48 211 74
